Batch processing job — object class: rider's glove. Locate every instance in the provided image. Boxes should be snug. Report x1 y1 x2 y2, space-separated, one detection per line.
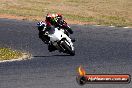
67 26 73 34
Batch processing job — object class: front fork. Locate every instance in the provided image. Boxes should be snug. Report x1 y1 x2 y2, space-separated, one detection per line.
60 38 74 51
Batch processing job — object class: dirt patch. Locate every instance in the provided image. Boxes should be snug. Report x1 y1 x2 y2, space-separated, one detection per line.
0 14 95 25
66 19 96 25
0 0 132 27
0 14 26 20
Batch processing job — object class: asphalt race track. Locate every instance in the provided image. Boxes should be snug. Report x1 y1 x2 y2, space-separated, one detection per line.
0 18 132 88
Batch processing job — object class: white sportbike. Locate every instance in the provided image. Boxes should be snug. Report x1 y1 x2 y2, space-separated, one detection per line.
45 27 75 56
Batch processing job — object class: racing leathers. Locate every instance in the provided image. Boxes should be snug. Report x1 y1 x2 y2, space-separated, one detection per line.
37 18 73 52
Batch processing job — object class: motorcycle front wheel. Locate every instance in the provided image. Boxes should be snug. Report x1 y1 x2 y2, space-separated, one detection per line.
61 40 75 56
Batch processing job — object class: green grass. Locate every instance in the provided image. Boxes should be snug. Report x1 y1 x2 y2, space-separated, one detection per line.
0 48 23 60
0 0 132 26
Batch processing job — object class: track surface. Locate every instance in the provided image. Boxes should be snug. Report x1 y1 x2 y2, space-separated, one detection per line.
0 19 132 88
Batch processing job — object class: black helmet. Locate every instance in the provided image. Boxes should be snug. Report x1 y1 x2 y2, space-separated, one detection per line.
46 14 52 22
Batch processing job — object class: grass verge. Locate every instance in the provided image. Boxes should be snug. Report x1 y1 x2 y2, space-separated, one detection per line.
0 47 29 61
0 0 132 27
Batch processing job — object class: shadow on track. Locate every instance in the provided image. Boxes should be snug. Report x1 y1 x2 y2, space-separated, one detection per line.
33 54 71 58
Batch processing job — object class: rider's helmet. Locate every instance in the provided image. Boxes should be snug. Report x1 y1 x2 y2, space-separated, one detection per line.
46 13 57 24
56 13 63 24
46 14 52 22
56 13 62 20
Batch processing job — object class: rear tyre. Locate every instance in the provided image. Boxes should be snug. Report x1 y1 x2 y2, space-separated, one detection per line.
61 40 75 56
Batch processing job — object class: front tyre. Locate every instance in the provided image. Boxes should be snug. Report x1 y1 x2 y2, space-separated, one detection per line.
61 41 75 56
